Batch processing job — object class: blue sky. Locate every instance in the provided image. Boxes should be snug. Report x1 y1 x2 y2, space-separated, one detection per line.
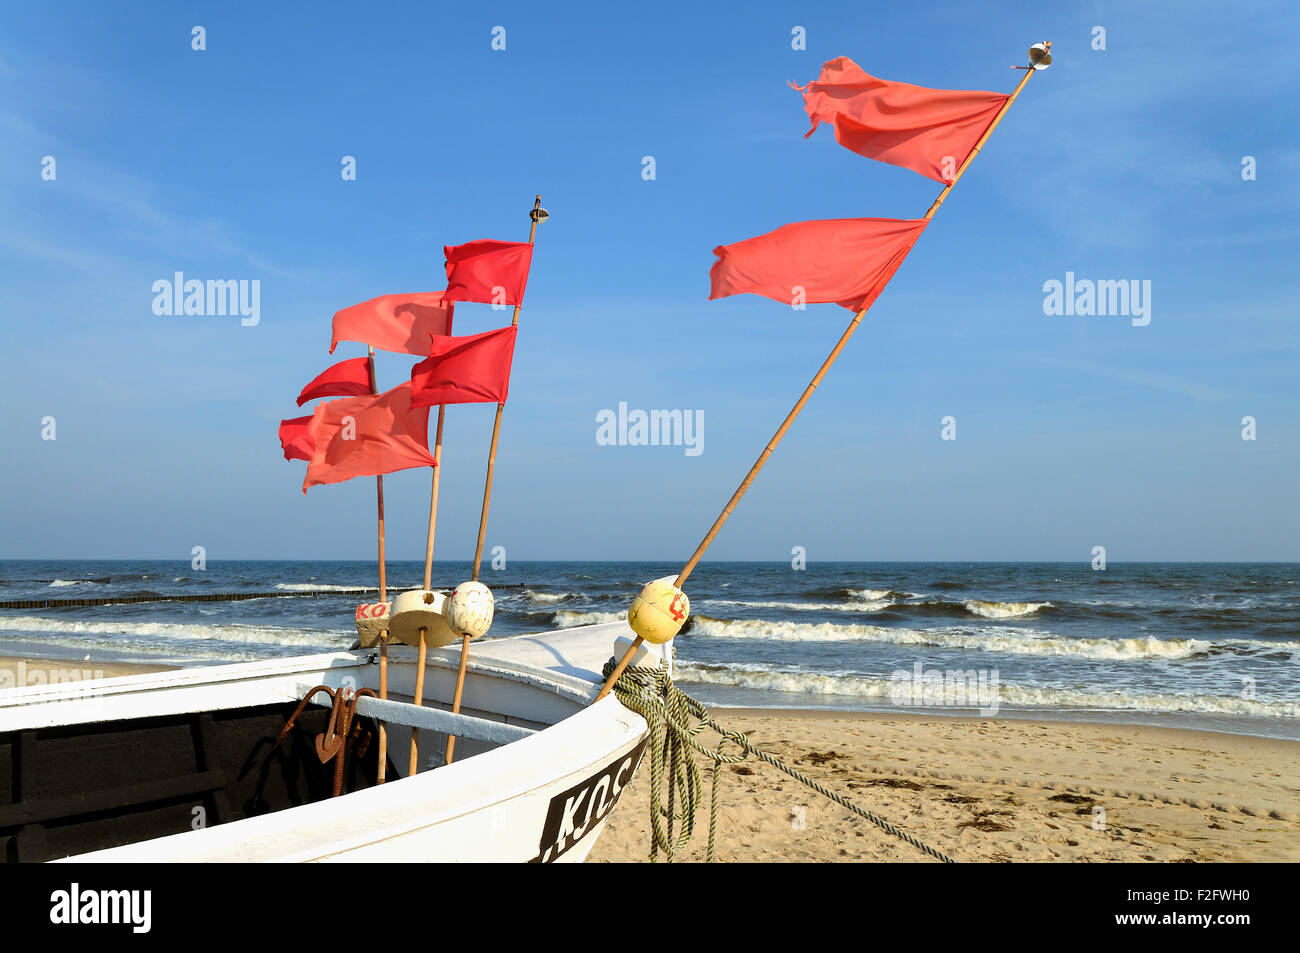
1 1 1296 563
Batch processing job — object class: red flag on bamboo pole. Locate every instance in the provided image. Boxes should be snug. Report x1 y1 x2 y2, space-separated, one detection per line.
296 357 373 406
709 217 927 311
409 326 517 407
443 240 533 307
794 57 1009 183
278 416 315 462
302 382 435 492
330 292 454 356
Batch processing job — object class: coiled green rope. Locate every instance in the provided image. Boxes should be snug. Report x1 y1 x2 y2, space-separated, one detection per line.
603 658 958 864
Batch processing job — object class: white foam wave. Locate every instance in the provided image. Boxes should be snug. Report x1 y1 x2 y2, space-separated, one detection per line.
553 609 626 626
687 616 1213 661
0 615 348 648
852 588 911 600
524 590 574 605
48 579 92 588
963 599 1052 619
675 662 1300 718
708 593 1047 618
705 598 893 614
273 583 375 593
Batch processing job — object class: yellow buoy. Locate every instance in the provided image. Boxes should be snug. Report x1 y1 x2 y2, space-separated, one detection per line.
627 576 690 645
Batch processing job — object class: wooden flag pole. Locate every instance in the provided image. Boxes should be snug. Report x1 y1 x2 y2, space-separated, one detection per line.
366 346 391 781
596 48 1047 702
921 56 1038 222
407 400 448 778
424 405 449 590
442 632 473 765
470 195 543 582
446 195 543 766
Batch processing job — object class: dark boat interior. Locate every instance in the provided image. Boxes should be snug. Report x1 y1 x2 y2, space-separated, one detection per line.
0 703 385 862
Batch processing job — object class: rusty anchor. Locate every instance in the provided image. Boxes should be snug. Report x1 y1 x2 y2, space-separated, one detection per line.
275 684 377 797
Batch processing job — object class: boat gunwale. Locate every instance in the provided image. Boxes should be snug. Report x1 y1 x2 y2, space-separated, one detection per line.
1 625 656 862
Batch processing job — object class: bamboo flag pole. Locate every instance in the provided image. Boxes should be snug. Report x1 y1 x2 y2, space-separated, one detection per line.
366 346 391 781
407 399 448 778
445 194 544 766
596 47 1047 702
470 195 543 582
424 404 449 590
442 631 473 765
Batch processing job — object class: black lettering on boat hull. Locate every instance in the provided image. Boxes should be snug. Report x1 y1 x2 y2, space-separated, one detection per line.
530 738 649 863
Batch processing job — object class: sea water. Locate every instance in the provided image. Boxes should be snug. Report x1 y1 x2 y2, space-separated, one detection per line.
0 560 1296 739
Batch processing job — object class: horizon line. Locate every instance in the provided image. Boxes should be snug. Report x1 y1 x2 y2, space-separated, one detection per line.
3 557 1298 566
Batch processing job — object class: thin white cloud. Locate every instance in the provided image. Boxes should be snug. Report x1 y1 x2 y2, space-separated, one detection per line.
0 96 291 279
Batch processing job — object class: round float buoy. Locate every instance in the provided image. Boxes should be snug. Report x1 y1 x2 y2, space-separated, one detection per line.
388 589 457 648
627 576 689 645
447 581 495 639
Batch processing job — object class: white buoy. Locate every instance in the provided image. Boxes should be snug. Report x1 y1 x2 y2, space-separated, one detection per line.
443 580 495 767
447 581 495 639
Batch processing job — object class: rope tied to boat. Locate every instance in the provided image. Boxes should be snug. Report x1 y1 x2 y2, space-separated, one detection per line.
603 658 958 864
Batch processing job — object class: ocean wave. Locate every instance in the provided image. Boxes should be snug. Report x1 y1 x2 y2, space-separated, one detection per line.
864 597 1057 620
524 589 574 605
685 616 1214 661
706 594 1051 619
850 588 914 601
703 597 894 614
49 579 94 588
272 583 376 593
963 599 1053 619
801 585 899 601
675 661 1300 718
709 592 1052 620
552 609 626 626
0 614 348 649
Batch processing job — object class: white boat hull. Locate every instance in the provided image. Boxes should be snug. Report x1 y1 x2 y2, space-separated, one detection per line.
0 621 665 863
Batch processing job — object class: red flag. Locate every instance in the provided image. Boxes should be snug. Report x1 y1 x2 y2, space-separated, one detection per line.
795 57 1008 183
303 382 435 492
330 292 453 356
278 416 315 462
410 326 517 408
709 217 927 311
443 240 533 307
296 357 373 406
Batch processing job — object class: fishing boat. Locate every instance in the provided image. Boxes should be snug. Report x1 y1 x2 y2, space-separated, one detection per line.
0 621 664 862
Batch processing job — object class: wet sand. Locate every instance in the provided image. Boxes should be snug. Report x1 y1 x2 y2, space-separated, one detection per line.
589 709 1300 863
0 654 174 687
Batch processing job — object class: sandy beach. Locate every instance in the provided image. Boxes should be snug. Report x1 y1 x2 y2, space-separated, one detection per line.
589 709 1300 863
0 655 174 687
